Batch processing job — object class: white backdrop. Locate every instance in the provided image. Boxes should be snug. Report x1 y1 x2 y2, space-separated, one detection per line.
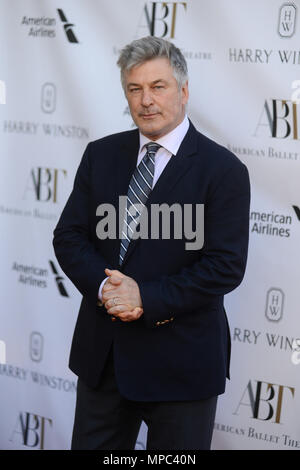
0 0 300 450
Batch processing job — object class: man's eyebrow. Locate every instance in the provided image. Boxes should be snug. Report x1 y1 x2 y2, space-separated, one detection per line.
127 82 141 88
127 79 168 88
151 79 167 85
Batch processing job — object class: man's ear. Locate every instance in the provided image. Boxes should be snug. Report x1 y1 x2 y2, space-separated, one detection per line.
181 80 189 105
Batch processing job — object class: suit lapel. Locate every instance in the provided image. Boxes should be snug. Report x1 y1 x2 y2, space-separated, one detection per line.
116 129 140 198
121 121 199 267
146 120 198 206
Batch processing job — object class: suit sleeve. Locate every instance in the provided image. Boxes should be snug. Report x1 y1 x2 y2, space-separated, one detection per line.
53 143 111 301
139 160 251 328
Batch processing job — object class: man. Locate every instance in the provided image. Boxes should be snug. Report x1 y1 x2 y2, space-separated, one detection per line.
53 36 250 450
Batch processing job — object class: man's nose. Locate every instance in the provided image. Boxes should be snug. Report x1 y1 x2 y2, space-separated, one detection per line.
141 89 153 107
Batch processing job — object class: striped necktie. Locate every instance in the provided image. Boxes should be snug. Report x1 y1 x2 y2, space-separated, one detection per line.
119 142 161 265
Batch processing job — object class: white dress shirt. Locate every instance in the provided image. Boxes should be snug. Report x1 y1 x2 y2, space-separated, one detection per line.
98 115 190 301
137 114 190 187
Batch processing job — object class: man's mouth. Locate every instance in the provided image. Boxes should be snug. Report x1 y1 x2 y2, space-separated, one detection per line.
140 113 159 119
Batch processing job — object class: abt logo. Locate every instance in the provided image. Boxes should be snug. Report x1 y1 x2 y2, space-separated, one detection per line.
137 2 187 38
23 167 67 203
234 380 295 424
254 99 300 140
10 412 52 449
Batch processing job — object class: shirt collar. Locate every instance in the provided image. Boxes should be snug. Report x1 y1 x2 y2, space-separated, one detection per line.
138 115 190 156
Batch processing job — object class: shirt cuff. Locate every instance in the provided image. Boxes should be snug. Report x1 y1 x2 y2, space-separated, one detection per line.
97 276 109 306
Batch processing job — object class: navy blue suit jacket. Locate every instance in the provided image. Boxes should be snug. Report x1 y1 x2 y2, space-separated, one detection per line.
53 121 250 401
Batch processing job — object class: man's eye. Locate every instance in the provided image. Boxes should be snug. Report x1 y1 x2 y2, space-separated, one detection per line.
130 88 140 93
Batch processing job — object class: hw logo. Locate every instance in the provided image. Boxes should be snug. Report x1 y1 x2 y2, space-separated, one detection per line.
234 380 295 424
23 167 67 203
30 332 44 363
57 9 79 43
137 2 187 38
10 412 52 449
41 83 56 114
265 288 284 322
278 3 297 38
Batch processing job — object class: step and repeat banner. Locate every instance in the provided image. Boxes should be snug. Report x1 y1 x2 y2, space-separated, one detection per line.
0 0 300 450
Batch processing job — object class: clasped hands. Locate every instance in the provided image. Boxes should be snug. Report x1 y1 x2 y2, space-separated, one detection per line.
102 268 143 322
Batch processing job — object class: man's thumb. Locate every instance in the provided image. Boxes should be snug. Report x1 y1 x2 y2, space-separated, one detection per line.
105 268 122 285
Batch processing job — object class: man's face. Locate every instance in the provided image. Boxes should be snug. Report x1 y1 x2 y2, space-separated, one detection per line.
124 57 189 140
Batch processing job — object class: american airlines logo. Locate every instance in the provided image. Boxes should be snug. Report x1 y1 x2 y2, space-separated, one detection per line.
292 205 300 221
57 9 79 43
11 260 69 297
20 9 79 43
49 260 69 297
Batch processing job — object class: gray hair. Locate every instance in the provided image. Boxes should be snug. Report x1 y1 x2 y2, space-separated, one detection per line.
117 36 188 90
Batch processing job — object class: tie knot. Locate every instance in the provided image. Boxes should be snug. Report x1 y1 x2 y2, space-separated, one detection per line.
146 142 161 157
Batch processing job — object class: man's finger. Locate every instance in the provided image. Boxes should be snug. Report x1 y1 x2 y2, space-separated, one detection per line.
102 281 121 293
106 303 132 315
131 307 143 316
108 306 143 318
102 292 116 303
102 289 124 303
118 308 143 321
107 275 122 286
105 268 125 280
103 295 128 308
103 269 122 284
